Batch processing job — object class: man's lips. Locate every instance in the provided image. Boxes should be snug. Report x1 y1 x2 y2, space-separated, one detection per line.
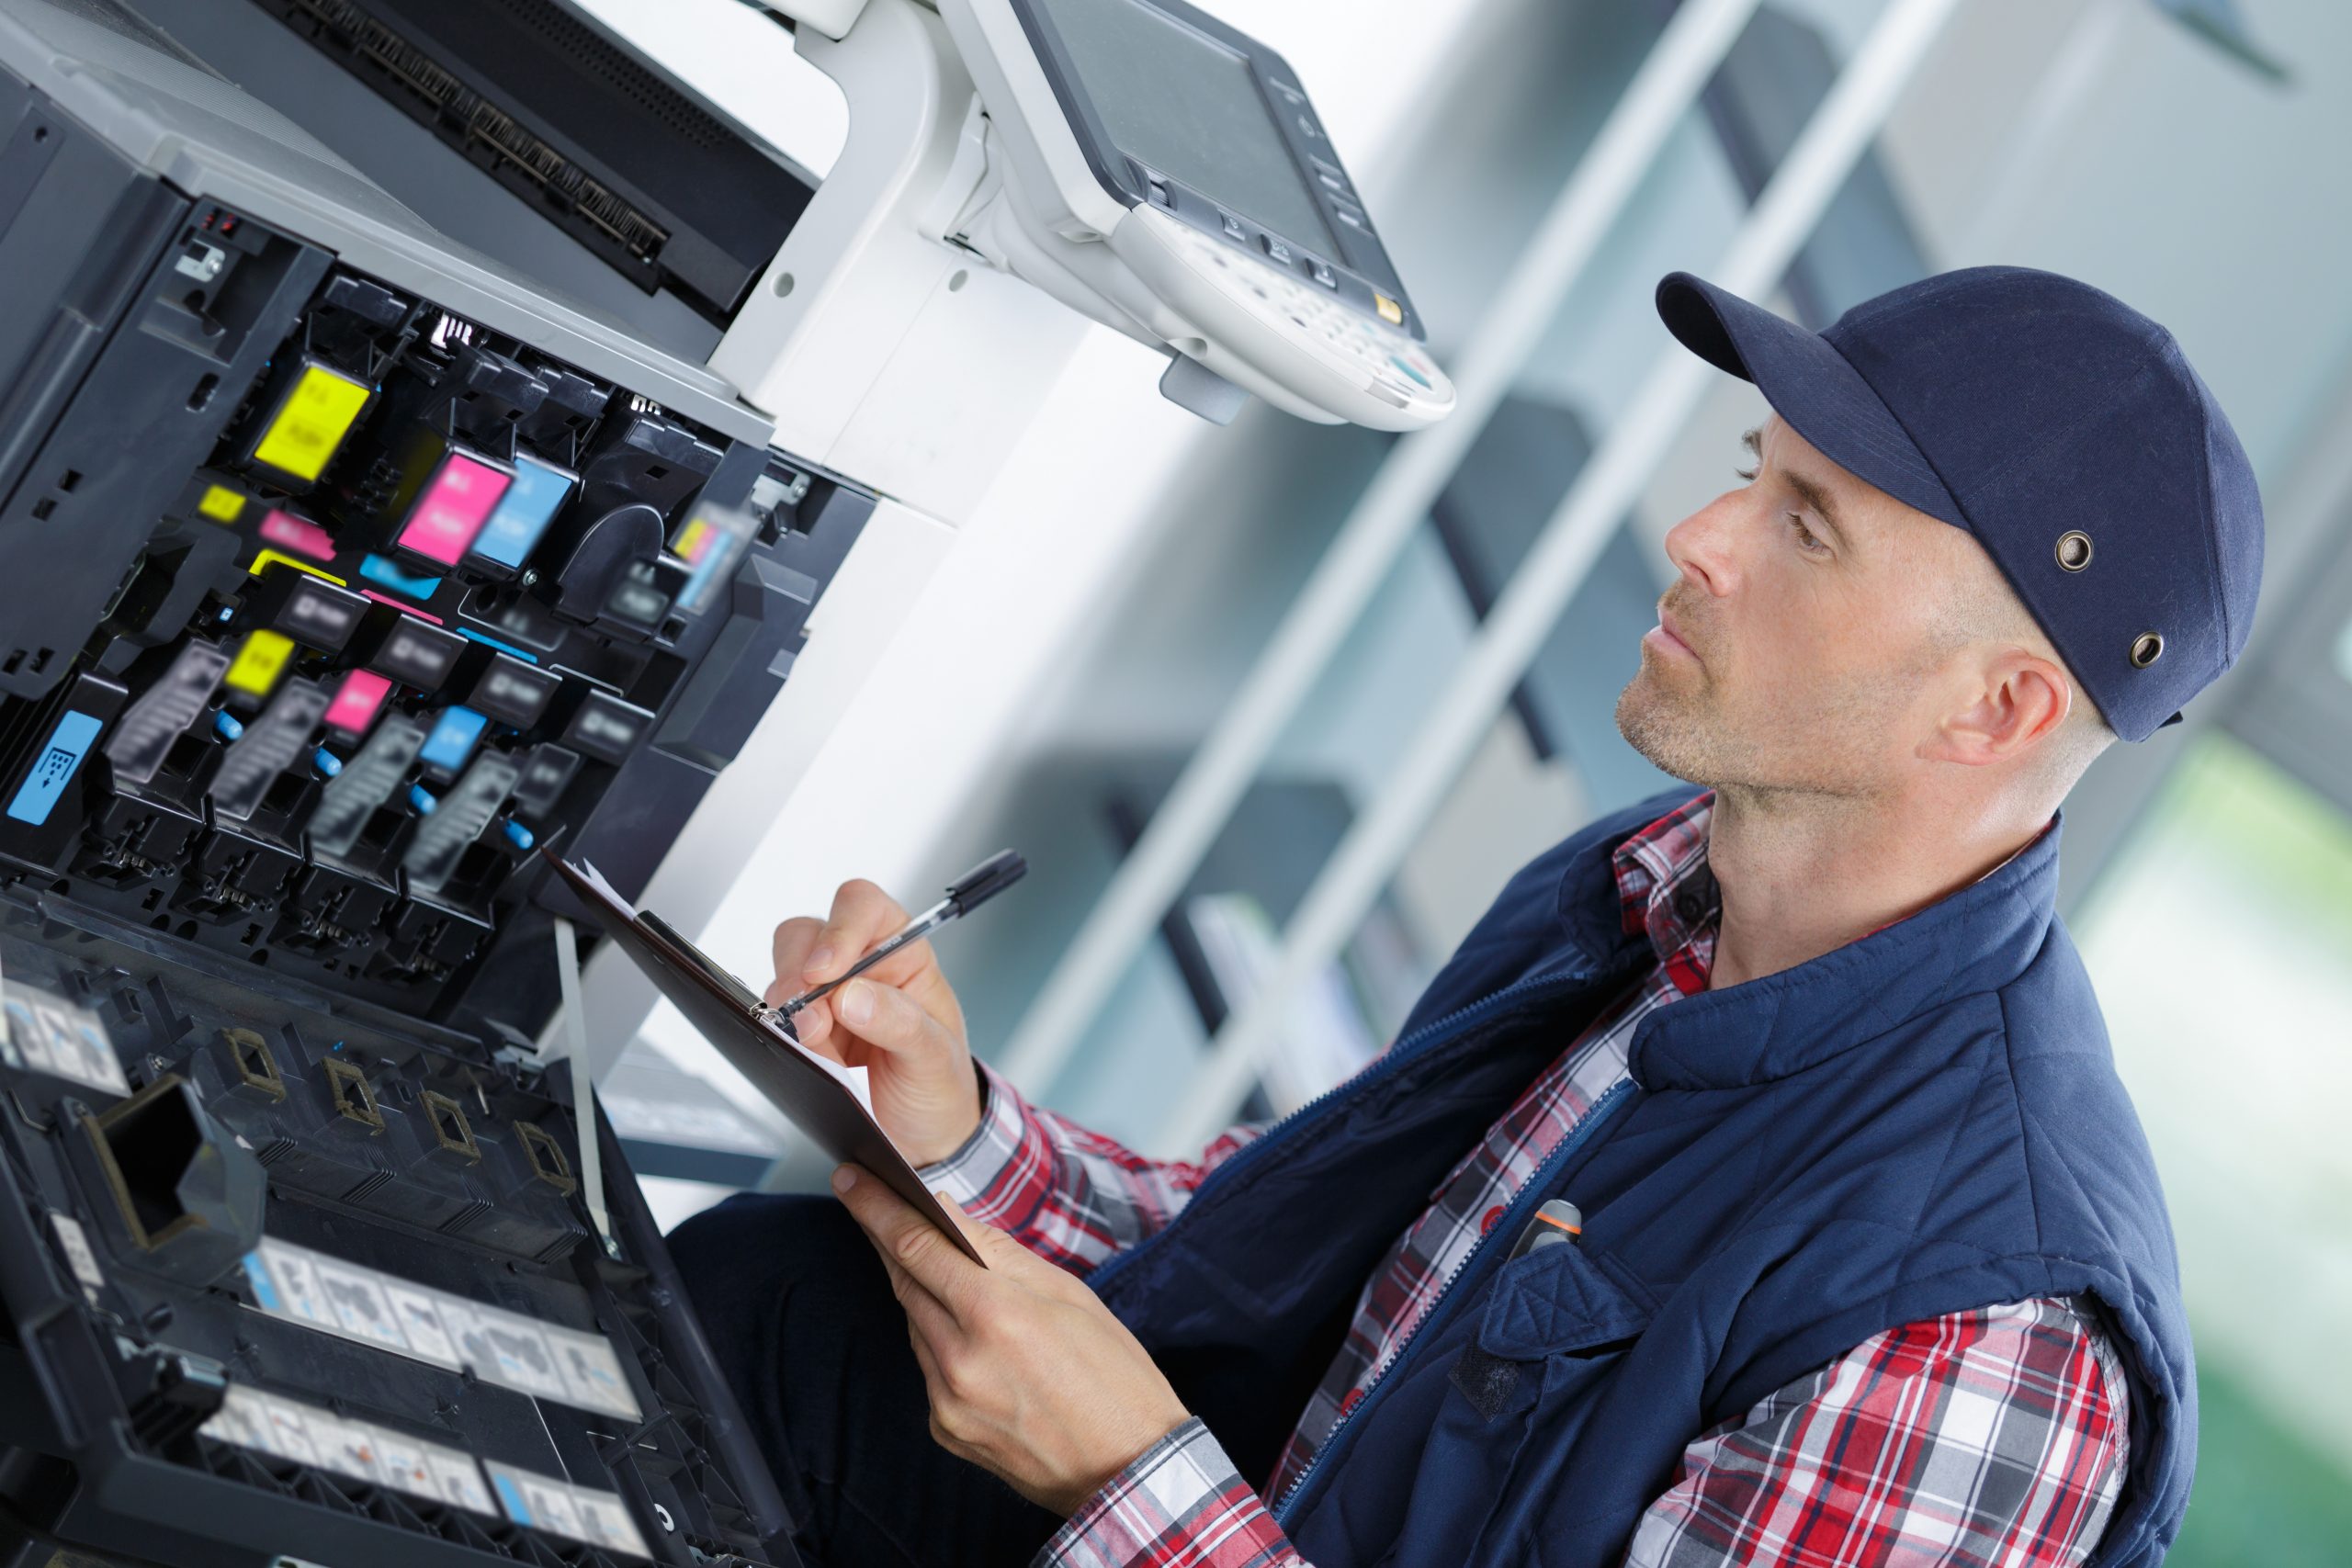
1645 607 1699 661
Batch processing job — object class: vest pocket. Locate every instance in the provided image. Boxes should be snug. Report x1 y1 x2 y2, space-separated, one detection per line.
1475 1239 1654 1361
1430 1245 1654 1565
1354 1247 1654 1568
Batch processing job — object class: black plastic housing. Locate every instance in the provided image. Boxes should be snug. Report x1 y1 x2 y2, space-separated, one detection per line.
0 48 865 1568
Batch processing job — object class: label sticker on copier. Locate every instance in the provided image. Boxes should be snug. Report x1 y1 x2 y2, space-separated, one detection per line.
427 1448 496 1514
550 1327 639 1417
312 1257 411 1351
485 1462 649 1558
307 1414 382 1482
243 1237 641 1418
252 1393 323 1464
202 1384 496 1516
481 1313 568 1401
384 1282 462 1368
240 1251 281 1312
372 1430 435 1497
5 709 101 826
4 988 130 1095
572 1490 653 1557
198 1387 263 1450
49 1213 105 1300
260 1244 332 1328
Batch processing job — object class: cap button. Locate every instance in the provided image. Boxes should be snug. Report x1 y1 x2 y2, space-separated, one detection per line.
2055 531 2093 572
2130 631 2165 668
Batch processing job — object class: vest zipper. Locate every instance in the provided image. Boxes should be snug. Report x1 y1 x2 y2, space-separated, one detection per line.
1085 971 1597 1298
1271 1076 1639 1529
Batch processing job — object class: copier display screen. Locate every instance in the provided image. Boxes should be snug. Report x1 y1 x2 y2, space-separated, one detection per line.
1035 0 1337 254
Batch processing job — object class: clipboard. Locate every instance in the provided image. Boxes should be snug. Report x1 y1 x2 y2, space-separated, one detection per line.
542 849 986 1266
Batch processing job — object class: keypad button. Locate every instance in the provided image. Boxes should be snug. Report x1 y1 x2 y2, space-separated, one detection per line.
1221 212 1247 242
1262 235 1295 265
1331 200 1369 232
1310 260 1338 288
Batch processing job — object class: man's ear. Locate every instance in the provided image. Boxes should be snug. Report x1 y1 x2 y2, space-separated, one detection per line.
1925 650 2072 767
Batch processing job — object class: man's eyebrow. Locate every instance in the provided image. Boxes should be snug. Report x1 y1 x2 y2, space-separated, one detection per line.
1741 426 1762 462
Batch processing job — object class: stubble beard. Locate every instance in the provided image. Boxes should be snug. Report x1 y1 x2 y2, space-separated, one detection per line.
1614 652 1725 786
1615 642 1915 806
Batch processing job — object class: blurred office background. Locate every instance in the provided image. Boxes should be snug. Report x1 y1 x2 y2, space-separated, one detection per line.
580 0 2352 1558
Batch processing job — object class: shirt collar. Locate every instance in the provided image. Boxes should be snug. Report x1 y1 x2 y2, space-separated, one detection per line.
1611 791 1720 994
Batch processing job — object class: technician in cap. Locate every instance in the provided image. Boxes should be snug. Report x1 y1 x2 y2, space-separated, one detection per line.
672 266 2260 1568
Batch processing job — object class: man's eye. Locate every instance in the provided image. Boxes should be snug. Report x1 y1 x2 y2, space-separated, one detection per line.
1734 465 1758 482
1790 515 1829 553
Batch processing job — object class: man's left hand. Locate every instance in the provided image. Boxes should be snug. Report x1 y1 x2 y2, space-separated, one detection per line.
832 1165 1192 1517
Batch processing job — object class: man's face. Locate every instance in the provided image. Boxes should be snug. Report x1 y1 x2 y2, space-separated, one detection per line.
1615 415 1984 798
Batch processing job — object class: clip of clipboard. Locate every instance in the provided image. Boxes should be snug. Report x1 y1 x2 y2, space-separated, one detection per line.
541 849 987 1266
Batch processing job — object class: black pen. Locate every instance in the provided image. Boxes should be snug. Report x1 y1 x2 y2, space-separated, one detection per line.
766 851 1027 1021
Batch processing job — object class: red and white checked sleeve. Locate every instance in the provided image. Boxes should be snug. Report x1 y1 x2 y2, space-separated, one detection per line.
1036 1298 2127 1568
920 1063 1267 1275
1624 1296 2130 1568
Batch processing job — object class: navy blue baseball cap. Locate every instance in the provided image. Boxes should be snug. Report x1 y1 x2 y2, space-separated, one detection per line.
1655 266 2264 741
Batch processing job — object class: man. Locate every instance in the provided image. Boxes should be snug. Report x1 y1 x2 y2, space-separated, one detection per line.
671 266 2262 1568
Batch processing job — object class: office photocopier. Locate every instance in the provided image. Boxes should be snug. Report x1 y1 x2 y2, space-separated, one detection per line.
0 0 1444 1562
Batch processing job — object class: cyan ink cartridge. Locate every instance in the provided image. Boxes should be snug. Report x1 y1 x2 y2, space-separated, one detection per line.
464 456 575 579
416 706 488 779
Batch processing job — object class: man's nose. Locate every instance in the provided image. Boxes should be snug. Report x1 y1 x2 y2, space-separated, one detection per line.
1663 499 1739 597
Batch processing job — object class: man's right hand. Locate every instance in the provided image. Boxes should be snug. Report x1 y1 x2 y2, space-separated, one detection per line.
765 880 982 1168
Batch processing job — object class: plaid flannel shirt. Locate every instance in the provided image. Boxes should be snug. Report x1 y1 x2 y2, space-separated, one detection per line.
926 794 2132 1568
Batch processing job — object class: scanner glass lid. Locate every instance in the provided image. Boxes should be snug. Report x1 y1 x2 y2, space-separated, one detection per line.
1028 0 1338 254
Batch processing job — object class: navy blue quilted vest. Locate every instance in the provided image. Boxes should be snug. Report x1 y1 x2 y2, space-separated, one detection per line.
1089 787 2193 1567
